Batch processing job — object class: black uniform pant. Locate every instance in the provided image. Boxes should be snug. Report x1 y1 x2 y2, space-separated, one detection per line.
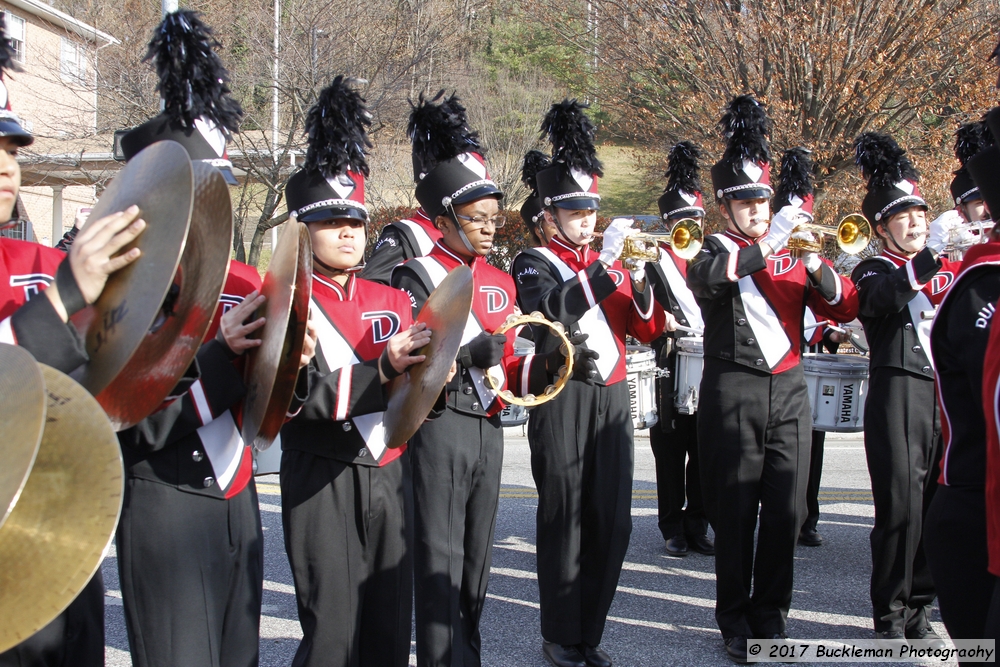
0 571 104 667
281 449 412 667
698 359 811 639
116 477 263 667
863 368 939 634
924 484 995 640
410 409 504 667
529 380 633 648
802 431 826 533
649 412 708 540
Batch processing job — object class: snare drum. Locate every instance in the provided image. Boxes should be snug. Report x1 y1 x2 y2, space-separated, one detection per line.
626 345 658 429
674 336 704 414
253 435 283 476
500 403 529 426
802 353 869 432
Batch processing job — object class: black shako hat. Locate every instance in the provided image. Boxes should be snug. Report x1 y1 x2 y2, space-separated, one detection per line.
536 99 603 210
710 95 772 201
408 91 501 220
658 141 704 221
119 9 242 184
519 150 550 229
773 147 816 220
967 107 1000 219
854 132 926 227
0 14 31 147
285 76 371 223
950 121 986 206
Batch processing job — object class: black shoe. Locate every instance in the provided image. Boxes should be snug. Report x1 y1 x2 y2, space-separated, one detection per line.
665 535 689 557
798 528 823 547
905 626 946 649
543 641 586 667
688 534 715 555
578 643 613 667
724 636 748 664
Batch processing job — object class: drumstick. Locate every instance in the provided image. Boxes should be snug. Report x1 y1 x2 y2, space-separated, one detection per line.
674 324 704 335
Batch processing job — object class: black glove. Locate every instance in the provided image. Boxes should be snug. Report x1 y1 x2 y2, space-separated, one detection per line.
461 332 507 369
544 332 600 384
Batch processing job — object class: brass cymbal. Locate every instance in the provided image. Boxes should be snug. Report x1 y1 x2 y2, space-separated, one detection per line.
0 363 123 653
242 222 312 451
86 160 232 430
71 140 195 426
0 344 45 530
384 265 473 448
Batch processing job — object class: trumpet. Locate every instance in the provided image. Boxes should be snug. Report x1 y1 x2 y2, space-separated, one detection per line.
942 219 994 261
592 218 704 262
786 213 871 257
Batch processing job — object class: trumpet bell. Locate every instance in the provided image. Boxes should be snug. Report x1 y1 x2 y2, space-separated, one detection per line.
837 214 871 255
669 218 704 260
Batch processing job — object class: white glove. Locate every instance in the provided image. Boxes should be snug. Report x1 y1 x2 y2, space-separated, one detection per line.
629 264 646 284
801 251 822 273
926 209 963 254
762 205 805 252
598 218 636 266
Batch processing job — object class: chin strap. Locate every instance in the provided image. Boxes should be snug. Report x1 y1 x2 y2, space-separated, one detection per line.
446 205 480 256
723 200 760 241
312 253 363 276
881 226 911 255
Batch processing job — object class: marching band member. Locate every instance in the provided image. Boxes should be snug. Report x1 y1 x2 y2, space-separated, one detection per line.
511 99 665 667
850 132 958 644
926 109 1000 643
645 141 713 558
112 12 303 667
0 27 144 666
280 77 430 667
360 93 453 285
686 96 858 663
951 121 992 225
390 91 522 667
521 150 559 247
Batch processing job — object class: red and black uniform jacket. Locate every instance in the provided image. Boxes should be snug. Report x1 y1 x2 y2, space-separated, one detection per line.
0 237 88 372
852 247 957 378
281 273 413 467
510 235 665 387
362 209 443 286
686 230 858 374
117 260 263 500
933 243 1000 491
392 241 520 417
980 263 1000 575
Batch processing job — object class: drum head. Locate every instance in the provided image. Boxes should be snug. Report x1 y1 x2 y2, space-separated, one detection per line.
88 160 232 430
71 141 195 416
384 266 473 448
0 364 123 653
677 335 704 353
0 344 45 530
242 222 312 451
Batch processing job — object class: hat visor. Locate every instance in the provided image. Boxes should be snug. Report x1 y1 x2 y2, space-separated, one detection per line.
553 197 600 211
726 188 772 201
664 207 705 221
0 120 33 147
882 199 927 222
298 204 369 224
452 183 504 207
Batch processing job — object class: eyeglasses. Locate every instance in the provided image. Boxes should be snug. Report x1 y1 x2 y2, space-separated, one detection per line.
453 212 505 229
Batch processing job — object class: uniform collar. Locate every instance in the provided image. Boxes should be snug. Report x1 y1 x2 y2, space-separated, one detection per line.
722 229 758 249
314 272 356 301
430 240 480 270
549 235 592 264
880 248 914 267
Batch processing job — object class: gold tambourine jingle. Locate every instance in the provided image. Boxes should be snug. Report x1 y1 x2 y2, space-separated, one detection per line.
487 311 574 407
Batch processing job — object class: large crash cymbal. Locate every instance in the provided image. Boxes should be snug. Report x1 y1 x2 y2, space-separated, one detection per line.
0 344 45 530
384 265 473 448
242 222 312 451
71 140 195 427
0 363 123 653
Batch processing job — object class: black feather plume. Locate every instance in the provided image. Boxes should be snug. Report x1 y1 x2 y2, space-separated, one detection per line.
521 150 551 193
954 122 985 168
718 95 771 171
408 90 483 179
665 141 701 194
991 34 1000 88
854 132 919 191
773 147 813 208
540 99 603 177
144 9 243 133
0 14 20 77
303 76 372 179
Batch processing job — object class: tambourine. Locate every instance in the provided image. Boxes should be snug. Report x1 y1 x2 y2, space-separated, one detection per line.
486 311 574 407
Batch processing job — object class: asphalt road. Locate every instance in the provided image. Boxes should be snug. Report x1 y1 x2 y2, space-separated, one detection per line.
100 429 957 666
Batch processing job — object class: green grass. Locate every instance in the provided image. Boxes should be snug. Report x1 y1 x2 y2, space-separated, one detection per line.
596 145 662 217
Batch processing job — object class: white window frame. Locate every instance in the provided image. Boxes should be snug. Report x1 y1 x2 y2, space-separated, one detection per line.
60 36 87 86
5 14 25 64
